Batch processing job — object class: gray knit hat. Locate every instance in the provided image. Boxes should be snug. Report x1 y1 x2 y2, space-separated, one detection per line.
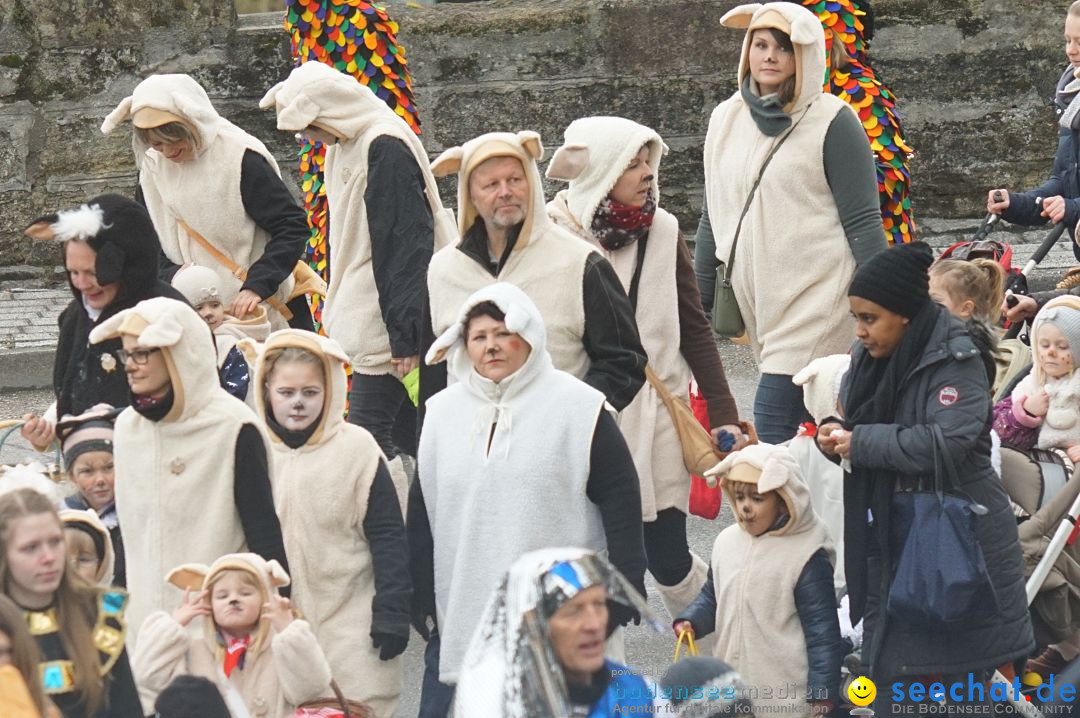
660 657 756 717
1038 303 1080 358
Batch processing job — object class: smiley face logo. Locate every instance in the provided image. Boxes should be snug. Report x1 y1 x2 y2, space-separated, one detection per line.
848 676 876 707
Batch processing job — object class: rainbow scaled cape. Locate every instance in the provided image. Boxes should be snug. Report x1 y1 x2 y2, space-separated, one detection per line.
803 0 915 244
284 0 421 328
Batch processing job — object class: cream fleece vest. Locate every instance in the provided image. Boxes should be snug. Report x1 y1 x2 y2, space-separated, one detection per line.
704 93 856 375
133 611 331 716
138 136 294 330
115 391 256 646
709 518 832 717
269 429 399 715
322 121 434 373
548 194 691 519
419 372 607 683
427 227 594 381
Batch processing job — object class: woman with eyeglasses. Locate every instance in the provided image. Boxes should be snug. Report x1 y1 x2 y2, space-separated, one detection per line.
88 296 288 645
19 195 188 452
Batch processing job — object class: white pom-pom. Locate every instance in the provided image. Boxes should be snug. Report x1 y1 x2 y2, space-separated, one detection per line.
51 203 108 242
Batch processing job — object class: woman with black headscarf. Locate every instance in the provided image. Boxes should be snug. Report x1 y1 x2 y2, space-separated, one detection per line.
818 242 1032 709
19 194 187 448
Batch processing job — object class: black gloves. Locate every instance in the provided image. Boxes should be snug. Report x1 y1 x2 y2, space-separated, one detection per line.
371 631 408 661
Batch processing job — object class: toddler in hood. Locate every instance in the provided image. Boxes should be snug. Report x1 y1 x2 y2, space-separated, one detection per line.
674 443 845 718
172 264 268 407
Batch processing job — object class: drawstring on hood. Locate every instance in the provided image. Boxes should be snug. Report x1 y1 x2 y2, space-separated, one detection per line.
426 283 553 458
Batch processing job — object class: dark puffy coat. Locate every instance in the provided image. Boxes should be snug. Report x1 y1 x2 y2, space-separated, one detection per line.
1003 67 1080 260
50 194 187 417
842 311 1034 679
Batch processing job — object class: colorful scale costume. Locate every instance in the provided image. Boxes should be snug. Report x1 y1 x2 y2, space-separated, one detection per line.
800 0 915 244
283 0 421 330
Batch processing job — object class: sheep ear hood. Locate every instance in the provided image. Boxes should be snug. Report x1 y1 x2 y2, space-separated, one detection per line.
88 297 218 422
255 329 350 446
546 116 666 231
793 353 851 425
425 282 553 390
723 2 826 114
102 74 225 165
431 130 547 250
259 60 405 141
59 508 116 587
705 442 815 537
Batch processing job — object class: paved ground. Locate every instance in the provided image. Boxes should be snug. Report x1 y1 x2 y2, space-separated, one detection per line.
0 229 1072 713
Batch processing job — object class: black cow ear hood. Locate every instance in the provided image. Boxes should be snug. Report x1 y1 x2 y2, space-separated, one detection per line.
25 193 160 304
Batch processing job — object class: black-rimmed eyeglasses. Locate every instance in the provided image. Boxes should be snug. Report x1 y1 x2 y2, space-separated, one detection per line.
115 348 161 366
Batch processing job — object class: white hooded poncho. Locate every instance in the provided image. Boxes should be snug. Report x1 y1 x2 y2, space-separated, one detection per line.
419 283 608 683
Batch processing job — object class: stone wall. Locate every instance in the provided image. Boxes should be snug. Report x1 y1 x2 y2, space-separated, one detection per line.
0 0 1068 269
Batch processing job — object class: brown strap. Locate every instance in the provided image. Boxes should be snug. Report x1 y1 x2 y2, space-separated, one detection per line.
175 218 293 320
330 679 351 718
644 364 674 404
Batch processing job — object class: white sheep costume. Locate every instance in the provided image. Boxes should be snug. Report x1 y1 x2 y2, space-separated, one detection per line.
705 3 860 375
703 443 835 718
427 131 601 381
101 74 295 328
259 60 454 375
545 115 709 624
254 329 404 716
790 353 849 597
420 283 609 683
89 297 274 645
132 553 332 716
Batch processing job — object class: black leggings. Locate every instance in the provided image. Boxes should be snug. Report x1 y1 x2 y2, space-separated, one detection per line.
347 372 416 459
643 507 694 586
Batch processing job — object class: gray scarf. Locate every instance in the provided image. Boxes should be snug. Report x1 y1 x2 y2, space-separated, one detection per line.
1057 65 1080 131
740 74 792 137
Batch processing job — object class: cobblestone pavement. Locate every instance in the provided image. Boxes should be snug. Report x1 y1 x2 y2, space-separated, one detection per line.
0 288 70 351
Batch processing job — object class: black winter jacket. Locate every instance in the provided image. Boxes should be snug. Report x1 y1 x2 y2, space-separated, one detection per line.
677 549 845 703
841 311 1034 679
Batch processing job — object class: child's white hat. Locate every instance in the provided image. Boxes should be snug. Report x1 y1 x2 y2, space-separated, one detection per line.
171 265 234 307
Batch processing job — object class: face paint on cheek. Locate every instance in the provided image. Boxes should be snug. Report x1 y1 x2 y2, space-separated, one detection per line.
509 339 522 351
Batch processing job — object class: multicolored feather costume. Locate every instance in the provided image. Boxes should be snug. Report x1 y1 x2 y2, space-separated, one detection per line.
800 0 915 244
283 0 421 329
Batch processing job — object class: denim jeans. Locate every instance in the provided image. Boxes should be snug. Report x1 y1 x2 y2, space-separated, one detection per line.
753 372 811 445
347 372 416 459
419 631 456 717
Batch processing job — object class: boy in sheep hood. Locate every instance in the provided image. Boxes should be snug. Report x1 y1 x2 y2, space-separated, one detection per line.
409 282 647 708
420 130 647 419
675 443 845 717
89 297 288 644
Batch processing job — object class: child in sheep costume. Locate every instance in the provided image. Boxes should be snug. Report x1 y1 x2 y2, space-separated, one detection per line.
102 73 310 331
422 130 647 413
676 444 844 717
172 264 269 408
546 116 742 628
132 553 331 716
411 282 647 687
254 329 410 716
89 297 289 645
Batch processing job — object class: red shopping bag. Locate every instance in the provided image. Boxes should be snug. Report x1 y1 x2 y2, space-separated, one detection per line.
688 381 723 519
